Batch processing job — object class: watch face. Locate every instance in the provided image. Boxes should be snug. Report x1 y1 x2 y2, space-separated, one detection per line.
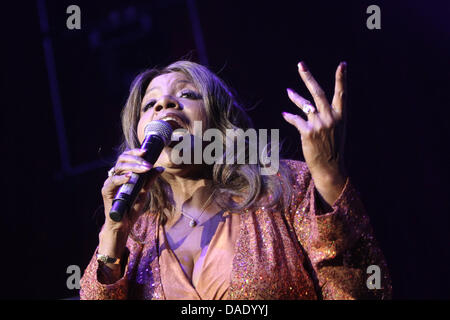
97 255 107 264
97 254 118 264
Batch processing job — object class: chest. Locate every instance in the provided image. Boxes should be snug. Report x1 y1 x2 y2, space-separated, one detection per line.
168 227 204 280
161 212 227 283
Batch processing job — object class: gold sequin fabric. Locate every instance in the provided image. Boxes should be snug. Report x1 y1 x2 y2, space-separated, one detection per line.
283 160 392 299
79 160 391 300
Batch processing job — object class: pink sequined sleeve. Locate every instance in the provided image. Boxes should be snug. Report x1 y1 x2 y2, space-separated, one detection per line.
285 160 392 299
79 237 137 300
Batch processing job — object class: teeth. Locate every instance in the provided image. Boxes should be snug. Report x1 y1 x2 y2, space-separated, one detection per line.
161 116 185 129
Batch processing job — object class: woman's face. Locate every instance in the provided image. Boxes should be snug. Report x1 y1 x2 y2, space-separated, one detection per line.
136 72 207 172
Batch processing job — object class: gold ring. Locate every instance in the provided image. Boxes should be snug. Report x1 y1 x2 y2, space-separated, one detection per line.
108 167 116 177
302 103 316 114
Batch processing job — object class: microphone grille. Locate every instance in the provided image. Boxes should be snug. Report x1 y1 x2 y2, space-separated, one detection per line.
144 120 173 146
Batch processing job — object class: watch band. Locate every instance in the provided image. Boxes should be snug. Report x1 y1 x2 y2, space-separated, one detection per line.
96 253 120 265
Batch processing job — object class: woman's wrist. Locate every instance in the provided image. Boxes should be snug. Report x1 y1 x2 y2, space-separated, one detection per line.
311 168 346 207
98 227 128 260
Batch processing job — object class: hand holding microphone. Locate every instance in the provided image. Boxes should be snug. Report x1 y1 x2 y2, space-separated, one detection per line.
101 120 173 233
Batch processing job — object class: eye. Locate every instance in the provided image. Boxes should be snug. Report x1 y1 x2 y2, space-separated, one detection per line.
142 100 156 112
179 90 202 99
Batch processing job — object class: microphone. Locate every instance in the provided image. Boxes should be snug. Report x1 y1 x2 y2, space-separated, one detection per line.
109 120 173 222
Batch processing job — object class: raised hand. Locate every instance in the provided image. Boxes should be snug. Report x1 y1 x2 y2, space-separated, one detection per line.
282 61 347 206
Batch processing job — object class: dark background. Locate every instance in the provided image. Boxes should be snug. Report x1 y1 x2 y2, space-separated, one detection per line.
1 0 449 299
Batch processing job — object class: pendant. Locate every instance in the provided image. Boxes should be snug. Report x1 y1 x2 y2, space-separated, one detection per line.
189 219 196 228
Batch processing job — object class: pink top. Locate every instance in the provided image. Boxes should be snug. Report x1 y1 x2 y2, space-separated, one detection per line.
158 211 240 299
79 160 392 300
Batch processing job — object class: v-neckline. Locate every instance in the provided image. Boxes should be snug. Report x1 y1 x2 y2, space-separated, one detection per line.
158 222 201 299
156 211 230 299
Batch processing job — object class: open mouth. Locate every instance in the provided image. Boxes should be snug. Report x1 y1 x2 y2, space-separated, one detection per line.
159 115 189 148
160 115 188 131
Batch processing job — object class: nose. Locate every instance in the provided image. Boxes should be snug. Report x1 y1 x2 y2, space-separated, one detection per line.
153 95 182 112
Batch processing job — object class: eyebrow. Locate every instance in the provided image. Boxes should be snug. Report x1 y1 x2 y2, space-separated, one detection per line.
145 79 193 95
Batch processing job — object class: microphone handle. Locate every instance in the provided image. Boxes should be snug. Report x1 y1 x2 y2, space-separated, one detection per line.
109 134 165 222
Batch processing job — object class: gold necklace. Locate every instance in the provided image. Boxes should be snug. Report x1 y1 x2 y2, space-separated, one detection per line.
180 190 216 228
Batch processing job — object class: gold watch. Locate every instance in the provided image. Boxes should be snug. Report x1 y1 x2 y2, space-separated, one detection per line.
96 253 120 265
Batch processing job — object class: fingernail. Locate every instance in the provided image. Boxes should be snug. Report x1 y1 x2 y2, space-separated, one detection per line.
341 61 347 73
298 61 308 72
282 111 292 118
125 172 132 177
286 88 293 95
155 167 165 173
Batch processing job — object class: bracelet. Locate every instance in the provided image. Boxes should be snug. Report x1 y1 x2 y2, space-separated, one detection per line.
96 253 121 265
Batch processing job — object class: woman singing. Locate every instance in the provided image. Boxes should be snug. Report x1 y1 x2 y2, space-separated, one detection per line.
79 60 391 299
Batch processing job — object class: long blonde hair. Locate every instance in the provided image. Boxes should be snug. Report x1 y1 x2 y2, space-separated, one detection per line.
119 60 291 223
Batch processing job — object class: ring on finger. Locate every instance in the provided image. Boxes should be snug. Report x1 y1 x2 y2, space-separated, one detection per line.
108 167 117 177
302 103 316 114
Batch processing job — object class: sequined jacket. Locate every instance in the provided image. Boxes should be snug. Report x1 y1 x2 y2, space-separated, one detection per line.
79 160 392 299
